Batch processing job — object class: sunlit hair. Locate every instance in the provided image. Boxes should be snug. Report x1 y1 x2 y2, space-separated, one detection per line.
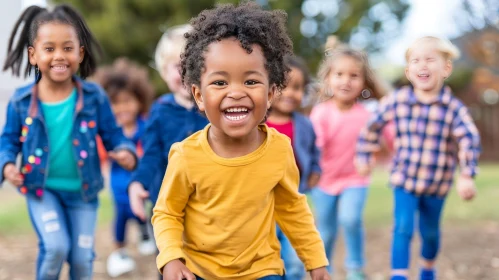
405 36 460 62
154 24 191 76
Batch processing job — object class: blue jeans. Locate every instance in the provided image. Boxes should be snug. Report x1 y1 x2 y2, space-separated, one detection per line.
311 187 368 273
196 275 282 280
276 225 305 280
391 188 445 270
27 188 99 280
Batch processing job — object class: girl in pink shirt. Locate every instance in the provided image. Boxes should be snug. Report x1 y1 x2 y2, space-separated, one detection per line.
310 47 390 280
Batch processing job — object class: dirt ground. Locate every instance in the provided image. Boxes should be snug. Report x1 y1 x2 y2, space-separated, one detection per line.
0 222 498 280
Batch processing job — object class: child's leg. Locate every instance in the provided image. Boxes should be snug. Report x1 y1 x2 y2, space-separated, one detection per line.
64 192 99 280
338 187 368 273
391 188 418 279
418 195 445 280
114 202 129 248
276 225 305 280
310 188 339 273
27 190 70 280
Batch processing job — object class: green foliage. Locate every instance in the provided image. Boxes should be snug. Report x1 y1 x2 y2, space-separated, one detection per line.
51 0 409 94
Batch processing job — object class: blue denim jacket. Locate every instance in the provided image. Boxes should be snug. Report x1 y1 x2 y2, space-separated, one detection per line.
292 112 321 192
0 76 136 201
130 94 208 203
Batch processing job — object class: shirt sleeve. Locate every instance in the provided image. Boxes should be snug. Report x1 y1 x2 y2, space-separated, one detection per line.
0 99 22 184
151 144 193 273
130 102 166 191
356 94 395 165
451 105 481 177
274 142 328 271
309 106 327 149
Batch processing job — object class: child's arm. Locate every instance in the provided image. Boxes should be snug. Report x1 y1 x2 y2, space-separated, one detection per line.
452 105 481 178
151 144 194 274
452 104 481 201
96 91 137 169
309 107 327 150
274 144 328 273
129 103 166 191
0 100 23 186
355 94 395 174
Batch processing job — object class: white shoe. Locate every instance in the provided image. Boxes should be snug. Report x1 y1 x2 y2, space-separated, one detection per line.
107 249 136 277
137 239 157 256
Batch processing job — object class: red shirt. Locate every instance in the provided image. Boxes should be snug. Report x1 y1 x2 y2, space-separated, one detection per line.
266 120 294 145
267 120 301 172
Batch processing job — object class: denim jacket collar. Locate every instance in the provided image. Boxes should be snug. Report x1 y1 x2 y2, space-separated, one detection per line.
15 76 87 119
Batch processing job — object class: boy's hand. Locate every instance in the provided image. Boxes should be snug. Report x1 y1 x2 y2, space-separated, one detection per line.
307 173 320 189
163 259 196 280
3 163 23 186
129 182 150 221
310 267 330 280
109 150 136 171
355 157 374 177
456 174 476 201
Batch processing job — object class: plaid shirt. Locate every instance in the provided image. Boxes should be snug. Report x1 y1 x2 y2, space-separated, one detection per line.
356 86 481 196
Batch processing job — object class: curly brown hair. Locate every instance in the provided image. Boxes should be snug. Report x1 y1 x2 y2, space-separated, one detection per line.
92 58 155 115
180 1 293 94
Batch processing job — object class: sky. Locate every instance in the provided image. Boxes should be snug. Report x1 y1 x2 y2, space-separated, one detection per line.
385 0 467 65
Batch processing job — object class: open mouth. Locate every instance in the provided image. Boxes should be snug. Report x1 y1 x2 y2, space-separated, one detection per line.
417 73 430 78
51 65 69 72
223 107 250 122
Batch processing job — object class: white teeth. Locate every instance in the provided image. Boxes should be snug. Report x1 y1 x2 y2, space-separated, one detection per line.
225 107 248 113
226 114 248 121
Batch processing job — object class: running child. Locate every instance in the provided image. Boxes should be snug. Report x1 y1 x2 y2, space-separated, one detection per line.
92 58 156 277
1 5 136 279
152 3 330 280
356 36 481 280
310 46 389 280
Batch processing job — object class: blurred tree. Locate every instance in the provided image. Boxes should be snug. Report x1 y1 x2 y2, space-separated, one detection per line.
52 0 412 93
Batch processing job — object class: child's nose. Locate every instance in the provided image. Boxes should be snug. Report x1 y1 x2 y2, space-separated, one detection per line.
227 87 246 99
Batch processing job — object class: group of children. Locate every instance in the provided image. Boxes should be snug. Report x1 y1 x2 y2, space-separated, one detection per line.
0 2 480 280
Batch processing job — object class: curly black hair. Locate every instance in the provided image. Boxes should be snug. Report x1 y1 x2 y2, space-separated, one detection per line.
92 58 154 115
180 1 293 94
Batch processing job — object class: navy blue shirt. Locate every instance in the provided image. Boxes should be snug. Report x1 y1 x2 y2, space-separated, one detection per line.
130 94 208 203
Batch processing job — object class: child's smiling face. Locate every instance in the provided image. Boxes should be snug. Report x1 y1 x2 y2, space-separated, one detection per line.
192 37 274 140
405 41 452 93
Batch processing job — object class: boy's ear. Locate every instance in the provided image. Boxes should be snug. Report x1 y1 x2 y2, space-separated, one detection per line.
444 60 453 79
404 67 410 82
267 85 276 109
192 84 205 111
28 46 36 66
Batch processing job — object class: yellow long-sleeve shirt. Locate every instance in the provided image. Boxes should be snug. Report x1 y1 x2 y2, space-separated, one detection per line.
152 124 328 279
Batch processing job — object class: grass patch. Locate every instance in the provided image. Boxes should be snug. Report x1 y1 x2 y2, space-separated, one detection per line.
0 164 498 235
364 164 499 227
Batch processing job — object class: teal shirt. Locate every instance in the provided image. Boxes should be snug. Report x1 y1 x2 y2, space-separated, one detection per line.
41 89 82 192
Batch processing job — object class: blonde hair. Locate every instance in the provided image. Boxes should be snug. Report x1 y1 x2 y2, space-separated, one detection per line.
154 24 191 75
405 36 460 62
317 37 383 100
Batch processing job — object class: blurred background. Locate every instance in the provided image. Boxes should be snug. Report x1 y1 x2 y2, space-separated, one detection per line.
0 0 498 279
